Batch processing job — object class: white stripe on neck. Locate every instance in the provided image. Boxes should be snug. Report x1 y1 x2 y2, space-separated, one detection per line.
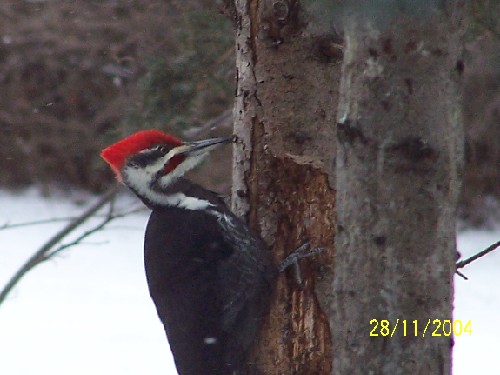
171 193 213 210
142 188 212 210
123 164 212 210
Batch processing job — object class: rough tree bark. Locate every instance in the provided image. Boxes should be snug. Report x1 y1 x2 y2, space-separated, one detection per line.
230 0 341 373
333 1 466 374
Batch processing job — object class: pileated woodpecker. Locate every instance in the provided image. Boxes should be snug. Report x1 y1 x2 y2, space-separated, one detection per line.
101 130 276 375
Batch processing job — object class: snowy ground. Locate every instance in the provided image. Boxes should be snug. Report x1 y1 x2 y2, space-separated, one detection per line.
0 189 499 374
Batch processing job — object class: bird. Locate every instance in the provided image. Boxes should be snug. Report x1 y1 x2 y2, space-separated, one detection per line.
101 129 276 375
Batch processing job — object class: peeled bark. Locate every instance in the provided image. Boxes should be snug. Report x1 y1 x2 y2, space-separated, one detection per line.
230 0 341 373
333 2 466 374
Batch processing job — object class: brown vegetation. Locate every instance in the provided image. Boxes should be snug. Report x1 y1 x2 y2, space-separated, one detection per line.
0 0 233 192
0 1 498 224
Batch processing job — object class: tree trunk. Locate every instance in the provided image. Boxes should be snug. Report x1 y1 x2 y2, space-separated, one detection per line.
333 2 466 374
230 1 341 373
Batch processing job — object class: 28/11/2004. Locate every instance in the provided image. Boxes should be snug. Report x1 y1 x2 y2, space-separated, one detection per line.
369 319 472 337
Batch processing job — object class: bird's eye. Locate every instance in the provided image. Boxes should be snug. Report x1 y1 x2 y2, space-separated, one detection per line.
154 145 169 154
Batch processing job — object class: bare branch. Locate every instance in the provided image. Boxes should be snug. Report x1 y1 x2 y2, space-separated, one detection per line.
51 206 115 256
0 185 122 306
1 217 76 231
455 240 500 279
49 196 138 256
182 109 232 139
0 203 146 233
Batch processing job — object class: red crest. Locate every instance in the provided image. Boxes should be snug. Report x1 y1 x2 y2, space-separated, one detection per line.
101 130 183 180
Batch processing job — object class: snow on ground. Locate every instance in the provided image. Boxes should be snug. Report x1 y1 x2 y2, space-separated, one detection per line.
0 189 176 374
0 189 499 374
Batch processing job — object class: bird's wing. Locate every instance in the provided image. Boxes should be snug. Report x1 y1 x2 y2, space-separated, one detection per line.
211 211 275 349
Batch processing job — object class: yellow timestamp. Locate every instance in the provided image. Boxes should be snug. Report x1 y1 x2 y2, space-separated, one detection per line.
369 319 472 337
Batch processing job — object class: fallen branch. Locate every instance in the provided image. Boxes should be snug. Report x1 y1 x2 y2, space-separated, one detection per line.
0 185 122 306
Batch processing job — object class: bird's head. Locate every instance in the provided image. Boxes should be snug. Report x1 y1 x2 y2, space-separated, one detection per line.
101 130 232 203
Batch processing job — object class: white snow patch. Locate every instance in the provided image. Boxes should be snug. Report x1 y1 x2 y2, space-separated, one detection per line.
0 189 178 374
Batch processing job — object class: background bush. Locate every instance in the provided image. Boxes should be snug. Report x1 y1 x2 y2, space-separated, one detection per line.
0 0 498 225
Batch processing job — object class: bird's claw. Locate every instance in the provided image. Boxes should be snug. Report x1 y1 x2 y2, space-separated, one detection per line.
278 243 326 287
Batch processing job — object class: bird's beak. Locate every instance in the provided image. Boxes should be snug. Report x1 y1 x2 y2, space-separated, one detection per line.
177 136 234 156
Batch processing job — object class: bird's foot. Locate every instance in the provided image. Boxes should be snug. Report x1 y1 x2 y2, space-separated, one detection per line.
278 243 325 287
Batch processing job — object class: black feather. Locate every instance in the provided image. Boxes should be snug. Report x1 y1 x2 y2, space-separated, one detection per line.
144 179 276 375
